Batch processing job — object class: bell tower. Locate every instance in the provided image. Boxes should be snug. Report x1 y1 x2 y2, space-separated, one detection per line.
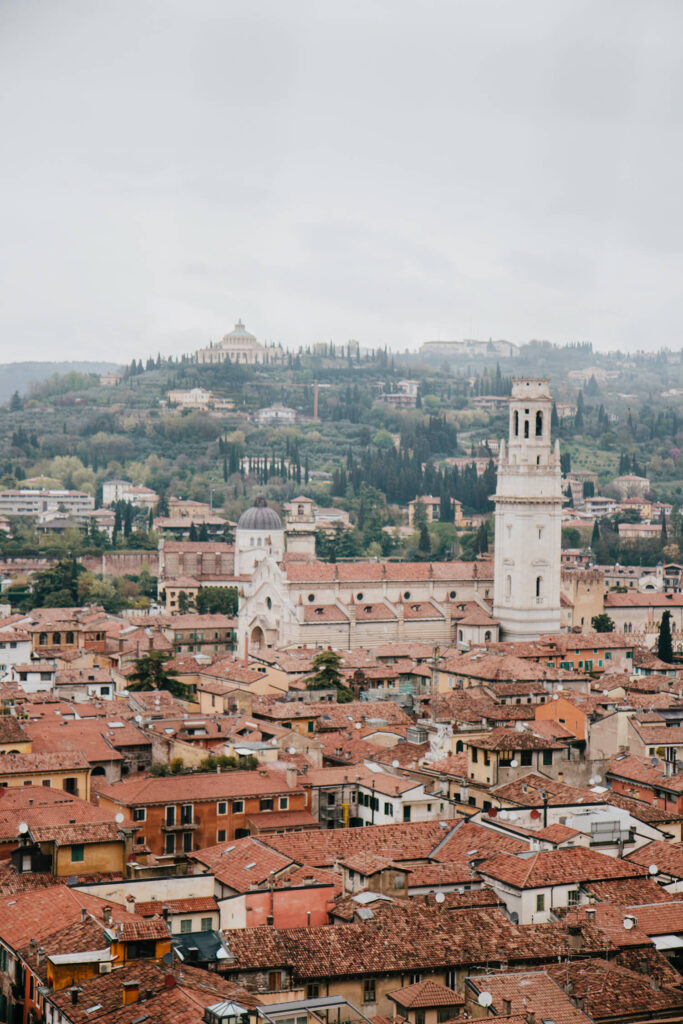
493 378 562 640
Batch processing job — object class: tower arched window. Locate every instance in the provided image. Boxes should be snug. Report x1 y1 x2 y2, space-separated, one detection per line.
536 410 543 436
505 574 511 599
484 630 491 642
513 410 519 436
535 576 543 599
524 419 529 438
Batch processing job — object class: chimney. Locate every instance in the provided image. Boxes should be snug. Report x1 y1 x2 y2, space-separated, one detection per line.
651 975 662 991
567 923 582 952
162 906 169 921
526 1014 535 1024
122 980 140 1005
126 894 136 913
70 988 80 1006
81 907 88 923
585 908 596 921
103 906 113 925
36 947 44 967
28 938 37 955
503 999 511 1015
188 947 199 962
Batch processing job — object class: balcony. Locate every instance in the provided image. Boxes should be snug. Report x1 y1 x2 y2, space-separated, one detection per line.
162 815 201 831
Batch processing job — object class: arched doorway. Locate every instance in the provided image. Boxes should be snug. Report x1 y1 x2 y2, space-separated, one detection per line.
91 766 107 778
250 626 265 650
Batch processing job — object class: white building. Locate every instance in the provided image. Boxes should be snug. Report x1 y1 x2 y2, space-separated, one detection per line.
493 379 562 640
166 387 212 410
196 320 283 365
0 490 94 523
254 403 297 426
101 481 158 509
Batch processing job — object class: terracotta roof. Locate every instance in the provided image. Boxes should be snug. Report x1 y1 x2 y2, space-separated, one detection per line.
135 896 218 916
264 820 460 866
584 876 681 904
190 836 294 891
534 823 580 843
0 718 30 744
284 561 486 584
626 840 683 879
431 821 529 862
604 789 683 823
468 727 567 752
424 753 468 777
404 860 476 886
339 852 404 875
247 809 319 830
388 980 464 1009
0 886 118 947
113 915 169 941
467 970 592 1024
303 604 350 622
28 820 122 845
94 768 299 806
0 750 89 773
545 960 683 1019
478 847 646 889
491 772 606 808
607 753 683 793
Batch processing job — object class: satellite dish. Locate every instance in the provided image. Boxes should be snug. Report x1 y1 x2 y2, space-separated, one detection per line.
134 714 142 723
287 746 296 755
478 992 493 1008
355 723 361 730
623 916 635 930
552 694 559 701
115 813 125 824
649 864 659 875
592 775 602 784
499 810 508 820
392 759 400 768
508 813 518 822
651 757 659 767
530 809 540 820
434 891 445 904
603 689 608 696
510 759 519 768
18 822 28 834
488 807 498 818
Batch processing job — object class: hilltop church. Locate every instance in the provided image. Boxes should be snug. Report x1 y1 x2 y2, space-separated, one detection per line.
236 378 562 654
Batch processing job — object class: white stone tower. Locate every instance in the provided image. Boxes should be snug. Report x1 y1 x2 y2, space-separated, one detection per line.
493 378 562 640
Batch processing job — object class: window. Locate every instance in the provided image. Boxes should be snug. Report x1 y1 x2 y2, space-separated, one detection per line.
513 410 519 436
165 806 176 826
524 418 529 438
567 889 580 906
180 919 192 934
133 807 146 822
521 751 532 766
471 748 478 763
536 893 545 912
363 980 376 1003
232 800 244 813
127 940 156 960
415 1012 425 1024
183 832 193 853
535 410 543 436
536 575 542 599
306 985 319 1000
201 917 213 931
505 574 511 599
180 804 193 825
268 972 281 992
41 780 51 788
217 830 227 843
71 844 84 863
217 801 227 815
278 796 289 810
384 802 393 815
542 750 553 766
409 972 422 985
260 798 274 811
165 834 175 855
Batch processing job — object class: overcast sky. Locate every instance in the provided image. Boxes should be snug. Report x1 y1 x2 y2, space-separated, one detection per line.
1 0 682 362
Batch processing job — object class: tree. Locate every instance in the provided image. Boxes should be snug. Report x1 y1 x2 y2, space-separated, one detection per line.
418 522 431 554
591 520 600 549
9 391 22 411
195 586 238 616
198 522 209 542
658 610 674 663
305 649 352 701
127 651 187 698
591 613 615 633
189 522 198 541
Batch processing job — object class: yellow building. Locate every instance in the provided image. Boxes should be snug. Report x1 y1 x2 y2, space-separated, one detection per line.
0 750 91 799
0 717 32 754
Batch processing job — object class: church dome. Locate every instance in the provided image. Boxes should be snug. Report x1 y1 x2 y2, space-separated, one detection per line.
237 495 282 531
221 319 257 344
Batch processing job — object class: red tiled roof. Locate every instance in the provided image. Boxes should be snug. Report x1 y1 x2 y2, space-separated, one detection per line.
190 836 294 891
94 769 299 806
0 750 89 773
135 896 218 916
478 847 646 889
431 821 529 863
388 980 464 1009
626 840 683 879
264 820 460 867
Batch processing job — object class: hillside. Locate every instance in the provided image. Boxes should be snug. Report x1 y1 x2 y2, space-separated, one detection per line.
0 361 121 402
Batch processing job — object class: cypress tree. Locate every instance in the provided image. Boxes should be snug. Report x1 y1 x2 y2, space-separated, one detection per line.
658 610 674 663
